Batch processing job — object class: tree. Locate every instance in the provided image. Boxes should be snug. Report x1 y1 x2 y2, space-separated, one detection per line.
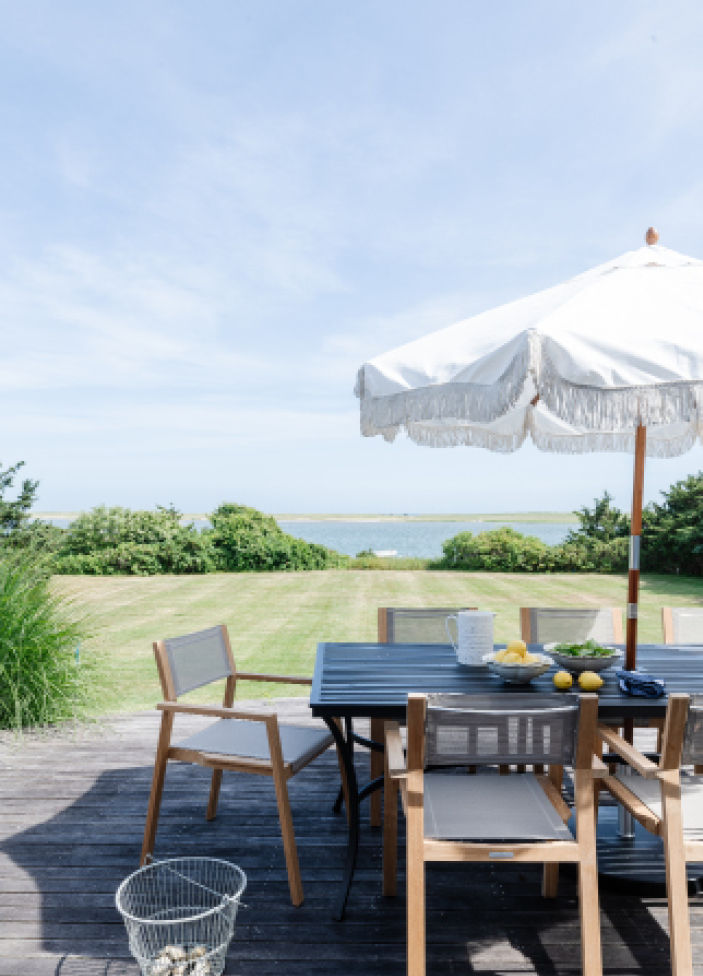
566 491 630 544
643 473 703 575
0 462 39 538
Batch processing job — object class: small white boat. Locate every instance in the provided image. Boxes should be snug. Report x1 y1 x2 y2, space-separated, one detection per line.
373 549 398 557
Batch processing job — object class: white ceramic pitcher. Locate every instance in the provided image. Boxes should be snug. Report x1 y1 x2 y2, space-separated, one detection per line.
445 611 495 667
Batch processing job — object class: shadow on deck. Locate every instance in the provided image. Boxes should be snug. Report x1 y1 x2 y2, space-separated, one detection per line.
0 711 691 975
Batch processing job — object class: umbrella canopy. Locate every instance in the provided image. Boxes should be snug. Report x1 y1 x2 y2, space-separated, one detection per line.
356 243 703 457
355 235 703 675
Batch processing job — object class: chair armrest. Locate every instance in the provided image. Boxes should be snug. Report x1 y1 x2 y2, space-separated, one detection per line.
385 721 406 779
157 702 274 723
598 725 659 779
592 755 610 778
235 671 312 686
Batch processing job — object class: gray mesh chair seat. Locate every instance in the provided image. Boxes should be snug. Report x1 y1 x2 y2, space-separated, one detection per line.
176 720 333 773
520 607 622 645
614 771 703 840
380 607 476 645
662 607 703 646
424 771 573 841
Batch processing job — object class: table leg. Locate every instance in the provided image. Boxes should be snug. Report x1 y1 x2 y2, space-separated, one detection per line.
324 716 360 920
370 717 383 826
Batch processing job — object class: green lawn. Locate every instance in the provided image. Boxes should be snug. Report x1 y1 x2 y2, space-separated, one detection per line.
55 571 703 716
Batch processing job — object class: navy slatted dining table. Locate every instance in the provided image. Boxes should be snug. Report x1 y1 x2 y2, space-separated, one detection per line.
310 641 703 919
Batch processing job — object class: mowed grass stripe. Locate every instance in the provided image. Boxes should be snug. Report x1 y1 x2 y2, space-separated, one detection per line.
54 571 703 715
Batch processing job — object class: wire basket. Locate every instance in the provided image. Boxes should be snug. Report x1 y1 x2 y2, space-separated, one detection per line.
116 858 247 976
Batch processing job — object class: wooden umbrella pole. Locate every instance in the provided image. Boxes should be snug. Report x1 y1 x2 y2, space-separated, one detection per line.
626 423 647 672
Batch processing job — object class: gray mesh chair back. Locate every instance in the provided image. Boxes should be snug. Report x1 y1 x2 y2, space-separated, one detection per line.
521 607 622 645
683 695 703 765
163 625 233 697
663 607 703 646
381 607 475 645
424 693 580 768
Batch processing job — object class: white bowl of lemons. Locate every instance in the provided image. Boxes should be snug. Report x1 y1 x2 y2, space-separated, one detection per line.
484 640 554 684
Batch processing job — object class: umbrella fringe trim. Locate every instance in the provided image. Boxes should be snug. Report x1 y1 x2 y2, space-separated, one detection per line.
401 423 527 452
528 424 699 458
375 418 699 457
538 347 703 430
357 334 532 434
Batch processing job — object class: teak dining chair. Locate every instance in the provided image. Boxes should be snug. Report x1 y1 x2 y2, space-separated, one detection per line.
662 607 703 646
598 694 703 976
378 607 477 645
370 607 476 826
384 692 605 976
659 609 703 759
520 606 626 773
141 624 337 906
519 607 624 646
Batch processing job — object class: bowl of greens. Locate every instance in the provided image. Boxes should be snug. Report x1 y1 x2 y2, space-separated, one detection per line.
544 639 623 674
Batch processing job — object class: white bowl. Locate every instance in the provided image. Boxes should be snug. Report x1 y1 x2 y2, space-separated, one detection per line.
483 651 554 685
544 643 623 674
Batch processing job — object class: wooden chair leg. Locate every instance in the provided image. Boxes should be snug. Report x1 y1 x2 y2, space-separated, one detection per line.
406 697 426 976
140 711 174 865
661 780 693 976
542 765 563 898
542 862 559 898
406 838 425 976
383 748 398 896
370 717 384 827
575 770 603 976
272 770 304 907
206 769 223 821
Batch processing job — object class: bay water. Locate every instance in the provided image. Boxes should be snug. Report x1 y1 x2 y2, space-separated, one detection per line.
39 516 572 559
278 520 573 558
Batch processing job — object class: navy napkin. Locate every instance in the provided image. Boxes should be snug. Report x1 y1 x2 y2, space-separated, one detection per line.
615 669 666 698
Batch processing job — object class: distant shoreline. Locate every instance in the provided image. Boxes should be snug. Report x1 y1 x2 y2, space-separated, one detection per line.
33 511 578 524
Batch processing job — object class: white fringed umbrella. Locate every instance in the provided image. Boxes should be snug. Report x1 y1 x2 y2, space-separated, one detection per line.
355 230 703 670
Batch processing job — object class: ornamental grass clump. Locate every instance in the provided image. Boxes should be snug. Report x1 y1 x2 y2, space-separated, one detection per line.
0 554 88 730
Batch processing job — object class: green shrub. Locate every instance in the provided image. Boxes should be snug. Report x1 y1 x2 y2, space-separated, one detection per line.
6 519 66 554
349 554 430 570
55 506 216 576
437 525 628 573
211 503 347 572
0 554 88 729
439 527 557 572
642 473 703 575
565 478 703 576
553 537 628 573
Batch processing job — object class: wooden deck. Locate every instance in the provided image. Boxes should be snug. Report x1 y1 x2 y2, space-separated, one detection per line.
0 704 699 975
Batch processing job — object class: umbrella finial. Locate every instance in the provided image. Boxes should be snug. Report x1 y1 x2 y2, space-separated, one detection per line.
645 227 659 245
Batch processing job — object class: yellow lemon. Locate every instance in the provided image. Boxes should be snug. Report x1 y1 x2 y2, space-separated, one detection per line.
578 671 604 691
523 653 539 663
553 671 573 690
493 649 508 662
506 639 527 658
502 651 523 664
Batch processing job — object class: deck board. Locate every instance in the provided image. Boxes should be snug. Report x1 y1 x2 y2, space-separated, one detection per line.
0 708 698 974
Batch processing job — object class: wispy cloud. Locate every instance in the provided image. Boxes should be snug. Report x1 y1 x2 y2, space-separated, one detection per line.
2 2 703 509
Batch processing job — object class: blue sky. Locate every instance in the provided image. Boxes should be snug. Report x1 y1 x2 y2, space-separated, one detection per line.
2 1 703 514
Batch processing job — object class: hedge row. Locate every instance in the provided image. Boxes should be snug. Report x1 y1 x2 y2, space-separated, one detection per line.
11 503 348 575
